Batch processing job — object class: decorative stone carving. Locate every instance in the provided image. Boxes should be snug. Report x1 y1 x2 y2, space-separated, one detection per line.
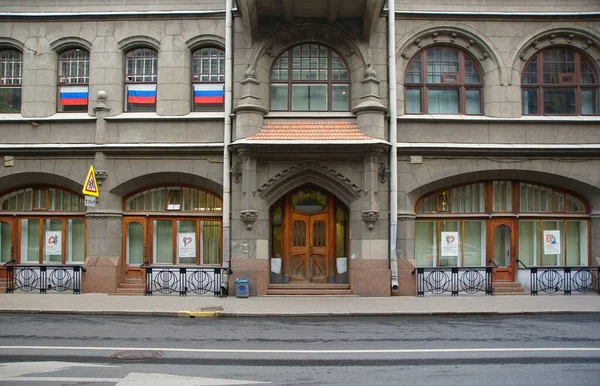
230 162 242 184
94 170 108 186
364 63 377 79
93 90 110 113
240 210 258 230
244 64 256 79
361 210 380 230
378 163 389 184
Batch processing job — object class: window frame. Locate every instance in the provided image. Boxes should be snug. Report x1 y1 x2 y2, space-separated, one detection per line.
269 43 351 112
404 46 484 115
57 47 90 113
191 46 225 112
0 48 23 114
124 47 158 112
521 47 599 116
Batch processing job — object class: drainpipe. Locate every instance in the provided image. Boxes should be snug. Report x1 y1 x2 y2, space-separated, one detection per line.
387 0 399 292
221 0 233 294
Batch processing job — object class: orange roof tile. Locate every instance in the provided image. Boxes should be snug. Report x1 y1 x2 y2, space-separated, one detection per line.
247 120 373 141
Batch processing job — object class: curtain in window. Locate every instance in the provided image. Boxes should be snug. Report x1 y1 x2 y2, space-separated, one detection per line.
463 221 485 266
44 219 63 263
427 89 458 113
201 220 220 264
20 219 39 263
0 221 10 263
67 219 85 263
566 220 587 266
127 222 144 265
518 220 539 266
415 221 436 267
154 220 173 264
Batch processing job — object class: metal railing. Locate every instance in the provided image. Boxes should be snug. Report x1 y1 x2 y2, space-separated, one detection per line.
528 266 599 295
144 266 229 297
4 263 85 294
414 266 494 296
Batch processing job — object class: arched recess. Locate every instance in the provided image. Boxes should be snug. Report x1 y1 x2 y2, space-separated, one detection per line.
110 172 223 199
50 37 93 53
257 161 361 207
508 26 600 87
250 23 371 86
406 169 600 215
397 24 505 86
0 172 82 195
117 35 161 52
186 34 225 52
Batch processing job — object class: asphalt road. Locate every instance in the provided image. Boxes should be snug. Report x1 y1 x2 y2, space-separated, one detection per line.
0 313 599 385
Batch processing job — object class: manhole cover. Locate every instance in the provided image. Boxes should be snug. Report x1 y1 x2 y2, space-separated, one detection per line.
111 350 164 361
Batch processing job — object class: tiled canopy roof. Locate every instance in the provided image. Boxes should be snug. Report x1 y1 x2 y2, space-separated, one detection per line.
247 120 373 141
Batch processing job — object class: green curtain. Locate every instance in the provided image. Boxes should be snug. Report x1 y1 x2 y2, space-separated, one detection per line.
67 219 85 263
154 220 173 264
127 222 144 265
202 220 220 264
0 221 10 263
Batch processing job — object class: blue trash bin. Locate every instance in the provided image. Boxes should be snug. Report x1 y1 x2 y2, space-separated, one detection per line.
235 279 250 298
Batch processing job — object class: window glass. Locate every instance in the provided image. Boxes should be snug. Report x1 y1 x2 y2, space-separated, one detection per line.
43 219 63 263
427 89 458 114
0 221 11 263
20 219 39 263
463 220 486 266
542 220 564 266
0 49 22 113
465 89 481 114
127 222 144 265
201 220 220 264
543 89 575 114
522 89 538 115
125 48 157 112
415 221 436 267
67 219 85 263
58 49 89 112
518 220 540 266
191 47 225 111
439 220 459 267
581 90 597 115
177 220 196 264
566 220 587 266
270 44 349 112
406 89 421 113
153 220 173 264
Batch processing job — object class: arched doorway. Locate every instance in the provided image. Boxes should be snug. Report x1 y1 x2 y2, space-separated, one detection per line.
270 185 349 285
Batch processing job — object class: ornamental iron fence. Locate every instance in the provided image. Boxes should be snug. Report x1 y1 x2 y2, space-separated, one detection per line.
4 263 84 294
414 267 494 296
144 266 228 297
529 266 599 295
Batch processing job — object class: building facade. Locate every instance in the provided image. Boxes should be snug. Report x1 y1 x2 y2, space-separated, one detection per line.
1 0 599 297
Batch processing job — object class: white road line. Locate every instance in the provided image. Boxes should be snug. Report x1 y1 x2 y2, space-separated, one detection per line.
1 346 600 354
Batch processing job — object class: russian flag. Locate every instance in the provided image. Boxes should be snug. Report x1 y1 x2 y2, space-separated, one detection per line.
127 85 156 104
193 84 224 105
60 86 88 106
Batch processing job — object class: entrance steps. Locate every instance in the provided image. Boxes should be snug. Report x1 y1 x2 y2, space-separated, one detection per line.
113 278 146 296
492 281 527 295
266 284 353 296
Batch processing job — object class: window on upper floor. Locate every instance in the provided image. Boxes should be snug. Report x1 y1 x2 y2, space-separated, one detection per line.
125 47 157 112
270 43 350 112
191 47 225 112
522 48 598 116
405 47 483 115
0 49 22 114
58 48 90 113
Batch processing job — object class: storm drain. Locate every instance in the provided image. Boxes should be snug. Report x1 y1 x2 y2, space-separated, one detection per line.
111 350 164 361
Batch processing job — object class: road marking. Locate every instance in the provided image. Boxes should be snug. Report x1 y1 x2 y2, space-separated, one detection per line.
1 346 600 354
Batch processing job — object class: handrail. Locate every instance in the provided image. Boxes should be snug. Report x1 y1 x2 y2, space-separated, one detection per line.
140 260 149 268
516 259 528 269
487 259 498 268
3 259 16 266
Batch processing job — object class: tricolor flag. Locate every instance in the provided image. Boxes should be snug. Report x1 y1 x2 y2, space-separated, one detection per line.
59 86 88 106
193 84 224 105
127 84 156 104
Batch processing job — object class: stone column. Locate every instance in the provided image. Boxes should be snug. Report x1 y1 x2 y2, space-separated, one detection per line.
232 65 268 139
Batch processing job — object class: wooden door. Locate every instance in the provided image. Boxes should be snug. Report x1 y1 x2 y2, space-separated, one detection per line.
490 219 515 281
122 217 147 281
287 212 330 283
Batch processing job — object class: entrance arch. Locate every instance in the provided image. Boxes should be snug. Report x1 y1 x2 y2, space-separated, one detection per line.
270 185 349 285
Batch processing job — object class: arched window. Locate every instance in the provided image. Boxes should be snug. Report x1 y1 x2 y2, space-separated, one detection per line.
0 49 23 113
405 47 483 115
125 47 158 112
58 48 90 112
123 186 222 266
522 48 598 115
0 187 86 264
270 43 350 111
191 47 225 111
414 181 589 270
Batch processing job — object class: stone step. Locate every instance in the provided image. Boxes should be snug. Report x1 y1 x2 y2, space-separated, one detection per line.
266 284 353 296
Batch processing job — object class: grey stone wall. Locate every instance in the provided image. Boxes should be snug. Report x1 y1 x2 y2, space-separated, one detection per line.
0 0 225 13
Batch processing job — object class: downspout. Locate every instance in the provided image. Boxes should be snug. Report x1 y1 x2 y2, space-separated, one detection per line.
387 0 399 292
221 0 233 294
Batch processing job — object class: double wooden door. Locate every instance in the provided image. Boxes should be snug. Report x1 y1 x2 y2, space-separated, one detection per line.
286 212 330 283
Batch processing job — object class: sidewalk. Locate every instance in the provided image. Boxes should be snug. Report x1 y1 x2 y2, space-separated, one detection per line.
1 293 599 317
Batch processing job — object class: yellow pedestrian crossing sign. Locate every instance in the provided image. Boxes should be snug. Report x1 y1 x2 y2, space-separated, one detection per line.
82 165 100 197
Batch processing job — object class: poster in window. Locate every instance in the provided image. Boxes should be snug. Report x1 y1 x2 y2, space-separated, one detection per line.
178 233 196 258
45 231 62 255
543 230 560 255
441 231 459 256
